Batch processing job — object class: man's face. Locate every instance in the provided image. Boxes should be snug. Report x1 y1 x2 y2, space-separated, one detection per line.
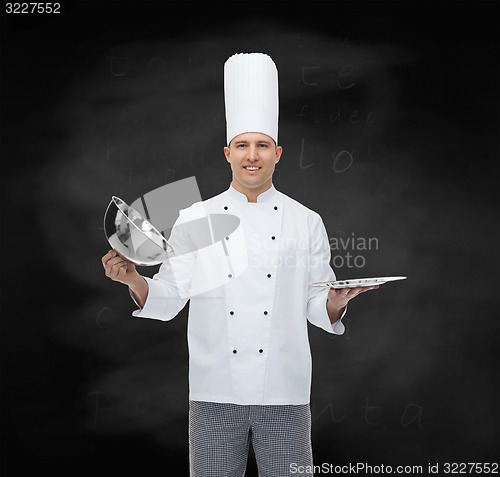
224 132 282 197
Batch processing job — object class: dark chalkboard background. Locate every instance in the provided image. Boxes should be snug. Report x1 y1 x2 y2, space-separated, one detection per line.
1 1 498 474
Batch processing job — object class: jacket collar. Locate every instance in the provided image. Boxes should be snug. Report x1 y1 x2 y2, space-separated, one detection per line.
227 183 277 203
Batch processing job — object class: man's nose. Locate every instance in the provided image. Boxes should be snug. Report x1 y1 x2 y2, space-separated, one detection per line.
248 145 259 160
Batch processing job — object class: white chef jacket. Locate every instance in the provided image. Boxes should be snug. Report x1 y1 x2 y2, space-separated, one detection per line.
132 184 345 405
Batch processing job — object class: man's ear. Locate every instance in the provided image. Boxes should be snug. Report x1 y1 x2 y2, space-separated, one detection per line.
224 146 231 163
275 146 283 164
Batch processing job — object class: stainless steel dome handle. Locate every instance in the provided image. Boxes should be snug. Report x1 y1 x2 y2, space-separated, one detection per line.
103 196 174 266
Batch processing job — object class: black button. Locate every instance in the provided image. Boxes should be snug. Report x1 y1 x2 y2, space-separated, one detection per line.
259 349 263 353
267 274 272 278
228 274 232 278
225 236 229 240
274 206 278 210
230 311 234 315
233 349 237 354
264 311 268 315
271 236 275 240
224 206 228 210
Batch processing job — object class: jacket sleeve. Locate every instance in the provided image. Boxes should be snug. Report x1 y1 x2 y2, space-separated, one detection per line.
131 209 196 321
305 213 346 335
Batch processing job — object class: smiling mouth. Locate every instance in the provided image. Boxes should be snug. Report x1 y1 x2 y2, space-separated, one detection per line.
244 166 261 171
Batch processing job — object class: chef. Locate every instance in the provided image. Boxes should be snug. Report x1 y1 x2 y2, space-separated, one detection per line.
102 52 378 477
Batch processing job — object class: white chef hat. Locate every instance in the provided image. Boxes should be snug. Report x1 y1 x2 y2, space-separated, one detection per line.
224 52 279 145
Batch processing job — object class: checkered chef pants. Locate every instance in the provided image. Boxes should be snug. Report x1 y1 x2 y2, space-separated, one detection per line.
189 400 313 477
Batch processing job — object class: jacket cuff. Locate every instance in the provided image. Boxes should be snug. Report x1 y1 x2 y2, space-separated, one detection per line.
331 305 347 335
307 290 346 335
130 276 175 321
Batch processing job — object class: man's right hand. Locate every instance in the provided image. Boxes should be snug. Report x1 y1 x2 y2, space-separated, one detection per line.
102 249 138 285
101 249 148 307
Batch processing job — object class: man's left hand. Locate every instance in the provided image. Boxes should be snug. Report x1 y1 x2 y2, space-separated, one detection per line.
326 285 379 324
